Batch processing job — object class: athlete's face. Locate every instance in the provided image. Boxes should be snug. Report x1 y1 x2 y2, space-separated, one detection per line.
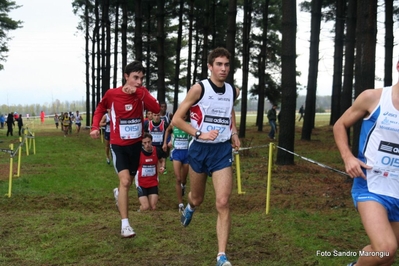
142 137 152 152
146 111 153 120
208 56 230 82
160 104 167 115
152 113 161 123
124 71 144 89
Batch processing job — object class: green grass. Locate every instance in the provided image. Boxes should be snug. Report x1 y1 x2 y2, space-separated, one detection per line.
0 117 374 266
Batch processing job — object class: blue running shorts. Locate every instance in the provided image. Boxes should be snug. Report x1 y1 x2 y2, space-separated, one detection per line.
352 191 399 222
188 140 233 176
171 149 189 164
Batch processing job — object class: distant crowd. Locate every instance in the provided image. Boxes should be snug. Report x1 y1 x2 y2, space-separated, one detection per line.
0 112 24 137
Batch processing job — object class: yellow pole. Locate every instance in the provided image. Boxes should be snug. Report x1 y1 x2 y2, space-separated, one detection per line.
16 137 22 177
7 144 14 198
25 129 29 156
29 133 32 150
234 152 245 195
266 143 274 214
32 133 36 154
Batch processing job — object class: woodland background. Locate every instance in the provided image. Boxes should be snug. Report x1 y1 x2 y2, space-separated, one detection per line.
1 0 399 165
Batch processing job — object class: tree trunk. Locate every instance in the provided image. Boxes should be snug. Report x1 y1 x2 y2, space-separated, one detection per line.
95 0 101 106
276 0 296 165
186 0 194 92
201 1 210 80
85 0 90 126
121 0 127 84
135 0 143 62
173 0 184 113
239 0 252 137
113 3 119 89
226 0 237 85
156 0 166 102
384 0 394 87
256 0 268 133
340 0 357 147
101 0 111 97
329 0 345 125
352 0 377 156
301 0 322 140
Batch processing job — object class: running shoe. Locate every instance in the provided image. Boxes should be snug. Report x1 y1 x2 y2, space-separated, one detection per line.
216 255 232 266
121 225 136 238
178 203 184 213
181 205 194 227
106 158 110 164
113 188 119 209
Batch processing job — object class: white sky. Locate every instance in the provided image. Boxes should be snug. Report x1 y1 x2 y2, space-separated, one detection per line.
0 0 398 106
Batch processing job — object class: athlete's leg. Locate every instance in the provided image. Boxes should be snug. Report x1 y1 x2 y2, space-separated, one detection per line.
187 166 207 207
173 160 184 204
117 169 133 219
212 167 233 255
148 194 158 210
138 196 150 211
356 201 397 265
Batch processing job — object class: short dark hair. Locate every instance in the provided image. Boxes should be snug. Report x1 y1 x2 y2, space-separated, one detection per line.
124 61 146 76
143 132 152 140
207 47 231 66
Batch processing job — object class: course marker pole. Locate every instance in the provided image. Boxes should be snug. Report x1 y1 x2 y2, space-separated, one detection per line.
7 144 14 198
32 132 36 154
24 128 29 155
266 143 275 214
234 151 246 195
15 137 22 178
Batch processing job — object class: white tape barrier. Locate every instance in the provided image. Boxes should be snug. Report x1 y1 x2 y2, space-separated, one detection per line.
234 143 349 177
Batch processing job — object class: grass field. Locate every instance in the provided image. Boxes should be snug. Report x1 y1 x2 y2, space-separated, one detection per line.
0 116 377 266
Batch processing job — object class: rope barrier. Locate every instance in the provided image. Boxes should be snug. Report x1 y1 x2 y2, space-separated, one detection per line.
1 129 36 198
232 142 349 214
275 145 349 177
234 143 348 177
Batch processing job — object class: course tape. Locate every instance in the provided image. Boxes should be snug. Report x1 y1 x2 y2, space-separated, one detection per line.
0 136 28 158
234 143 349 177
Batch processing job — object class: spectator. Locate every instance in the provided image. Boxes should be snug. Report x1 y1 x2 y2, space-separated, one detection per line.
267 104 278 140
298 105 305 121
0 114 5 129
6 113 14 136
54 114 59 129
16 114 23 136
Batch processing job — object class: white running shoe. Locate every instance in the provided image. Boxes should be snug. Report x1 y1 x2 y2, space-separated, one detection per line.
178 203 184 213
113 188 119 209
121 225 136 238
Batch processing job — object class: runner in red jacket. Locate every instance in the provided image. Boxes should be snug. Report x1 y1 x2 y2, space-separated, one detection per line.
90 61 160 238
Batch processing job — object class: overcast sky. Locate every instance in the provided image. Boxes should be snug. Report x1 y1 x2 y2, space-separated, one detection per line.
0 0 398 106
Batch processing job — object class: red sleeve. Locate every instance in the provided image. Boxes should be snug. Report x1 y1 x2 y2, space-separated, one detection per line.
91 94 108 131
139 87 160 114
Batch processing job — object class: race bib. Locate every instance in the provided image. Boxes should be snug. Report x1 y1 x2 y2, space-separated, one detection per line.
141 165 156 177
119 118 142 139
174 138 189 149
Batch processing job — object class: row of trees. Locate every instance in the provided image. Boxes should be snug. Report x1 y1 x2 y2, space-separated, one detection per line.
0 100 86 118
2 1 398 165
70 0 398 165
